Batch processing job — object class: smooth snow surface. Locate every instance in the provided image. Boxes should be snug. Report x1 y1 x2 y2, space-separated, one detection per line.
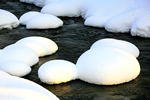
16 36 58 57
0 60 31 77
1 44 39 66
19 11 41 25
0 76 59 100
90 38 140 58
0 87 53 100
0 70 10 76
76 47 140 85
38 60 78 84
41 0 83 17
26 14 63 29
0 9 19 30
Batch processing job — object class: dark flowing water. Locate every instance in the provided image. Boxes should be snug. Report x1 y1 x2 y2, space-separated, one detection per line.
1 1 150 100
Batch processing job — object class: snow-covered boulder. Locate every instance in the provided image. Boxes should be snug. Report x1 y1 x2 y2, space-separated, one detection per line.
0 76 59 100
19 11 41 25
26 14 63 29
0 9 19 30
0 70 10 76
90 38 140 58
104 7 141 33
38 60 78 84
76 47 140 85
0 44 39 66
16 36 58 57
0 60 31 77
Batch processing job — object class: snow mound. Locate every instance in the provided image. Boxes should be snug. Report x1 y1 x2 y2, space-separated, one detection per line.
16 36 58 57
0 70 10 76
0 60 31 77
20 0 150 38
0 9 19 30
41 0 83 17
76 47 140 85
38 60 78 84
0 76 59 100
90 38 140 58
19 11 41 25
26 14 63 29
0 44 39 66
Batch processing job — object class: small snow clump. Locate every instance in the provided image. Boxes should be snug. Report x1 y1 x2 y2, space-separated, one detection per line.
38 60 78 84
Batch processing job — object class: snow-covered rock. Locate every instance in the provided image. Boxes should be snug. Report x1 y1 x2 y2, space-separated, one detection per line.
26 14 63 29
0 60 31 77
20 0 150 38
16 36 58 57
104 7 141 33
38 60 78 84
0 44 39 66
0 76 59 100
90 38 140 58
0 9 19 30
76 47 140 85
19 11 41 25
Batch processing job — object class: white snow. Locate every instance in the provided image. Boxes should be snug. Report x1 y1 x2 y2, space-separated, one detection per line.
19 11 41 25
26 14 63 29
0 60 31 77
20 0 150 38
76 47 140 85
41 0 83 17
131 9 150 37
0 76 59 100
0 87 54 100
16 36 58 57
1 44 39 66
90 38 140 58
38 60 78 84
0 70 10 76
0 9 19 30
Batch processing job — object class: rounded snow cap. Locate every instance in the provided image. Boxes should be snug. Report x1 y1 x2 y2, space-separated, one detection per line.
19 11 41 25
0 60 31 77
38 60 78 84
26 14 63 29
1 44 39 66
15 36 58 57
90 38 140 58
0 9 19 29
76 47 140 85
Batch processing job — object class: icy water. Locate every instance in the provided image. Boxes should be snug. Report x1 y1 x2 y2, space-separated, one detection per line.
1 1 150 100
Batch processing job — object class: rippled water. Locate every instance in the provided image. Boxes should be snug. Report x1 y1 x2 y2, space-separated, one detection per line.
1 1 150 100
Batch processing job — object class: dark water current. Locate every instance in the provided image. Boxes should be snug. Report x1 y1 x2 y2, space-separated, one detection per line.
1 1 150 100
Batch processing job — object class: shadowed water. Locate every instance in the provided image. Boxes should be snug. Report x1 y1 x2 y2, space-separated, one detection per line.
0 1 150 100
